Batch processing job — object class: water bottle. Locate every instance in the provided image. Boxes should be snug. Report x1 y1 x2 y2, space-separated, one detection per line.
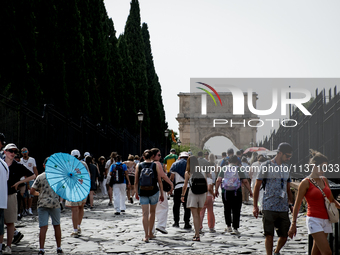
116 168 119 182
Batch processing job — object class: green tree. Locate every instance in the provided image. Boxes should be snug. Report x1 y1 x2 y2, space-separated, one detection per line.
1 0 42 109
124 0 150 135
141 23 166 144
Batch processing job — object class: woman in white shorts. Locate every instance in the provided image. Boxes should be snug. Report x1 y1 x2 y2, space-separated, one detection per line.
288 150 340 255
181 156 207 242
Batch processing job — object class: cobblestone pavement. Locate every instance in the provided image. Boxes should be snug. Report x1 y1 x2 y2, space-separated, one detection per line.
6 191 310 254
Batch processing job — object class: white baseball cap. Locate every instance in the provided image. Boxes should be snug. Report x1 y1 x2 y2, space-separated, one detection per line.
179 151 189 158
4 143 18 151
84 152 90 157
71 149 80 157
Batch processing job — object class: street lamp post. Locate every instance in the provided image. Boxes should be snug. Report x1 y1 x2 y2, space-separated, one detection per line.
164 129 169 155
137 110 144 156
177 139 181 154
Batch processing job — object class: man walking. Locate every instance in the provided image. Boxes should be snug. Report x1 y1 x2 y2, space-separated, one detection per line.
170 152 191 229
20 147 38 215
253 142 294 255
163 149 178 173
3 143 35 254
109 155 131 215
30 157 64 254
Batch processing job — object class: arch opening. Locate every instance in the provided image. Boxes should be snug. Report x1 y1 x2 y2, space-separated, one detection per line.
203 135 239 158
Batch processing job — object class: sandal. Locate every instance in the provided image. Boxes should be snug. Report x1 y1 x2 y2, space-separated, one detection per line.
142 238 149 243
192 236 200 241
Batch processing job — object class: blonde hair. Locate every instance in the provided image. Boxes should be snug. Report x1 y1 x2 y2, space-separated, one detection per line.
309 149 328 167
208 153 215 164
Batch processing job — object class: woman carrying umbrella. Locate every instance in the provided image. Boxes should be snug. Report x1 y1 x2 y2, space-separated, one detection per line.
66 149 90 238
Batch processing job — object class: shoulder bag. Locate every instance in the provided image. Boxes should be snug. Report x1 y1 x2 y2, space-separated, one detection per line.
309 177 339 223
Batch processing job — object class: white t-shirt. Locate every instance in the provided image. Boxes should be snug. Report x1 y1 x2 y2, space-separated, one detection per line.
105 159 115 182
20 157 37 174
174 172 184 189
0 158 9 209
105 159 115 169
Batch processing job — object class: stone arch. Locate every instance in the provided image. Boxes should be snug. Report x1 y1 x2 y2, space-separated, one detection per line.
176 92 259 150
199 131 236 150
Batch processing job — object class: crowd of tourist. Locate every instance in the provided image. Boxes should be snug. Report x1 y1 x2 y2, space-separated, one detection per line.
1 131 339 255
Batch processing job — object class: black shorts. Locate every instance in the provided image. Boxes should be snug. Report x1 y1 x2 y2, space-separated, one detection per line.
262 210 290 237
128 176 135 185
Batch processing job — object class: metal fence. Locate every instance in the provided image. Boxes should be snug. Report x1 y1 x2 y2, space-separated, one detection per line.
0 94 165 173
259 87 340 181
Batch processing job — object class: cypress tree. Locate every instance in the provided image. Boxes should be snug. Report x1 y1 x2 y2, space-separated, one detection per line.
117 34 135 132
124 0 150 136
141 23 166 144
1 0 42 109
56 0 88 119
35 0 69 114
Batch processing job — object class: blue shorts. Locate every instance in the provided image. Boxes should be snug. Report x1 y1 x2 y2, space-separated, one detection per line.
38 207 61 227
28 180 35 198
0 209 4 235
140 191 159 205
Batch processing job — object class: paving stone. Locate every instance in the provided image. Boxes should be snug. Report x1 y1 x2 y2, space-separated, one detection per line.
4 192 314 254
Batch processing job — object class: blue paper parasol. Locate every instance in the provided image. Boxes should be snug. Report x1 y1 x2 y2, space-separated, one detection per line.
45 152 90 202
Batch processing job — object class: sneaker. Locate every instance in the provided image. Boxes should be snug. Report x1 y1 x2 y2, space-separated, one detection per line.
57 249 64 254
184 224 192 230
232 229 240 235
129 197 133 204
121 210 125 213
156 227 168 234
12 232 24 244
3 246 11 254
28 208 33 215
70 232 79 238
172 222 179 228
108 202 113 206
114 212 120 215
38 250 45 255
22 210 27 217
77 227 81 236
225 226 232 233
209 228 216 233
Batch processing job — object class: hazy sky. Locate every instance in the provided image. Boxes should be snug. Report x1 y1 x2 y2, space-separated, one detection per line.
103 0 340 154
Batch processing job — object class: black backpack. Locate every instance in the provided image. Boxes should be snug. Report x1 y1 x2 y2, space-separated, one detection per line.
110 163 125 185
139 162 155 191
190 172 207 194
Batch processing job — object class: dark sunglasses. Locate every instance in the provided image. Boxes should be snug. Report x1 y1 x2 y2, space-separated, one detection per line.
284 153 292 159
157 154 161 157
21 150 28 153
7 149 18 154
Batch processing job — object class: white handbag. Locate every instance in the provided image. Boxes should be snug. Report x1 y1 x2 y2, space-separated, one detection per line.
309 178 339 223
